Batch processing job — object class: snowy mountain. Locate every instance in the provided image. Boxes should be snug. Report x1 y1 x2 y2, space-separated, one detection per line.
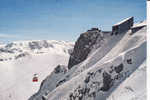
0 40 74 61
0 40 74 100
29 20 147 100
0 19 146 100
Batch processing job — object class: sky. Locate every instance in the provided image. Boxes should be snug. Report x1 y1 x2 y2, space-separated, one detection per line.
0 0 146 43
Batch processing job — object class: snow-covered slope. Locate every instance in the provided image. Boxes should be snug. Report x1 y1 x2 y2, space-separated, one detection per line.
29 21 146 100
0 40 74 100
107 60 146 100
45 37 146 100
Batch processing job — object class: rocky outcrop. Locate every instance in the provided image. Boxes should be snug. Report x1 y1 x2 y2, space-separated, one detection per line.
68 28 103 69
29 65 68 100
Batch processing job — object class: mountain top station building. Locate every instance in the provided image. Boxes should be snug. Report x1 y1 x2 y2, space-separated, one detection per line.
112 17 134 35
87 28 101 32
131 20 146 34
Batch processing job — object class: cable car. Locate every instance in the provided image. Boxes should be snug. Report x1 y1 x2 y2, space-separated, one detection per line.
32 74 38 82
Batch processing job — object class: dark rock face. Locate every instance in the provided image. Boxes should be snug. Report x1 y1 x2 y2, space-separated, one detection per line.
54 65 67 87
41 95 48 100
100 71 113 91
56 79 66 87
131 26 145 34
15 53 28 59
114 63 124 73
29 65 68 100
54 65 67 74
0 48 14 53
28 40 52 50
127 59 132 64
112 17 134 35
5 43 14 48
69 85 91 100
29 41 42 50
68 28 103 69
84 75 90 83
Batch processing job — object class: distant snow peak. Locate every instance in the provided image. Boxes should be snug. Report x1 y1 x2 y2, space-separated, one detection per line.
0 40 74 62
0 40 72 100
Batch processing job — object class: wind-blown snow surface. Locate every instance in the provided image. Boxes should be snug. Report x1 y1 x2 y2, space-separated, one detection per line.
30 22 146 100
0 40 74 100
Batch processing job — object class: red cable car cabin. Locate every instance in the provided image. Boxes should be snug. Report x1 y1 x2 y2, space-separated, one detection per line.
32 74 38 82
